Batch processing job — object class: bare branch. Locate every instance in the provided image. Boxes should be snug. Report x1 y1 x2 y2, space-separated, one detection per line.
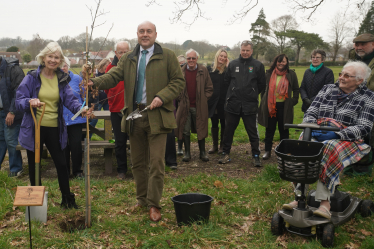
290 0 325 20
146 0 162 7
168 0 210 29
92 23 114 61
227 0 259 24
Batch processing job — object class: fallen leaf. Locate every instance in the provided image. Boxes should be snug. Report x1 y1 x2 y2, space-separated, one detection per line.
345 242 360 249
166 239 174 248
159 221 168 228
150 223 157 227
214 180 223 188
361 229 372 236
364 193 370 198
240 221 254 233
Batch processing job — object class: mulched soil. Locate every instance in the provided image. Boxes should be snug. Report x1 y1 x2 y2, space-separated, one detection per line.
1 141 279 181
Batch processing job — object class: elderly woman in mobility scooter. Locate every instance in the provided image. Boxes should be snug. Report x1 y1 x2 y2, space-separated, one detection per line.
282 61 374 219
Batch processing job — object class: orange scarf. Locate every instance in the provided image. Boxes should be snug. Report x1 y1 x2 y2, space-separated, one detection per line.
268 68 289 118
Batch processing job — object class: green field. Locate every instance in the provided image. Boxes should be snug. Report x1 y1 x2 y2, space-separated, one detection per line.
3 66 373 248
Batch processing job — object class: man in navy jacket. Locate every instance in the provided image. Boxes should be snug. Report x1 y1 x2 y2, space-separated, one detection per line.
0 57 25 177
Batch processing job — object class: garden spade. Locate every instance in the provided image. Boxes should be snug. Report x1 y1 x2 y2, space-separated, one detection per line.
26 102 48 223
126 105 151 120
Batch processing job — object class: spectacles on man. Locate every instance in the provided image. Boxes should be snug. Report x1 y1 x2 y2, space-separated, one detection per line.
311 56 322 60
187 57 196 60
339 72 356 79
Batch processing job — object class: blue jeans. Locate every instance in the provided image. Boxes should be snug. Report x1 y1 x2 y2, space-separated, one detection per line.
0 110 23 173
89 101 109 139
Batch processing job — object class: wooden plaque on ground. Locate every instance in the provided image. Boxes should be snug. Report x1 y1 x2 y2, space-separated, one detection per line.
13 186 45 206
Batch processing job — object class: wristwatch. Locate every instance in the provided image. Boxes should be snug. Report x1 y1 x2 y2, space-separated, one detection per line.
9 112 14 115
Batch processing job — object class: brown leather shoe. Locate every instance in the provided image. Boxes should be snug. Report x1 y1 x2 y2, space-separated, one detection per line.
262 151 271 160
149 207 161 222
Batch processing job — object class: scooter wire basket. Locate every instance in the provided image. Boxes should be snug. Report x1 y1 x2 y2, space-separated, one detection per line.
274 139 325 184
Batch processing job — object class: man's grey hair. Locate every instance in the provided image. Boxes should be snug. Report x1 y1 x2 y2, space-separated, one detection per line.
185 48 199 58
114 41 131 51
343 60 371 82
241 40 254 48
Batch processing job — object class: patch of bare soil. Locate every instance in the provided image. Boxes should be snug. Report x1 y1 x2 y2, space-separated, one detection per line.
58 212 86 232
10 141 279 182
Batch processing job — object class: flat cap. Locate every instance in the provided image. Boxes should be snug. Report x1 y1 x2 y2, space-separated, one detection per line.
353 33 374 43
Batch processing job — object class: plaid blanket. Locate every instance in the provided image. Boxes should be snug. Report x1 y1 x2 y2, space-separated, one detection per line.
317 118 370 193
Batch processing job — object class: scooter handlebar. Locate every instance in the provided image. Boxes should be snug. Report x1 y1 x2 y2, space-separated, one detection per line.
284 123 340 131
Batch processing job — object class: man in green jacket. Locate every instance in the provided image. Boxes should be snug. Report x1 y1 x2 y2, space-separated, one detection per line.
89 21 185 222
348 33 374 90
348 33 374 147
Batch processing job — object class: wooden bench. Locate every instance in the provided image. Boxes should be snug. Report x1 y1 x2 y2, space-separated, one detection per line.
16 141 116 175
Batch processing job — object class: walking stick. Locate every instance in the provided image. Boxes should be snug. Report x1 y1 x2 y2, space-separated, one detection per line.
30 103 46 186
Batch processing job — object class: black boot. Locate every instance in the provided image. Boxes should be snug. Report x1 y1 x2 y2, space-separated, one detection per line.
208 128 219 154
61 193 79 209
177 139 184 155
182 135 191 162
198 139 209 162
219 127 225 154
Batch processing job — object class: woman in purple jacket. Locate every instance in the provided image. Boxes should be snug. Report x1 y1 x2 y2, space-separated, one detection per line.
16 42 87 209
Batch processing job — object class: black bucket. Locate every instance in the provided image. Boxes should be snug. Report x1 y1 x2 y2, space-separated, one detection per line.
171 193 214 226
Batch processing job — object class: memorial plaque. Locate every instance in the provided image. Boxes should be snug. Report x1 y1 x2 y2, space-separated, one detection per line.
14 186 45 206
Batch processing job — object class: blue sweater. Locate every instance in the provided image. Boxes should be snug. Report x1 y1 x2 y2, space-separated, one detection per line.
63 71 86 126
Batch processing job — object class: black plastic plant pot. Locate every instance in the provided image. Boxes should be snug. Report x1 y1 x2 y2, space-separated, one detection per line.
171 193 214 226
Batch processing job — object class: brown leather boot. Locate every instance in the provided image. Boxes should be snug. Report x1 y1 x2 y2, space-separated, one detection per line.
208 127 219 154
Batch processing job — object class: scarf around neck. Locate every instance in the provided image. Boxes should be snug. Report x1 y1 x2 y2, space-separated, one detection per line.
268 68 289 118
310 63 323 74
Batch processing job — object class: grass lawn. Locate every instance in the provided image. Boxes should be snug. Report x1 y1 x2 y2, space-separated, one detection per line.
2 66 372 248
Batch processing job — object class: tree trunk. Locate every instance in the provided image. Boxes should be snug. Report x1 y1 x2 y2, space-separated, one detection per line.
295 46 301 66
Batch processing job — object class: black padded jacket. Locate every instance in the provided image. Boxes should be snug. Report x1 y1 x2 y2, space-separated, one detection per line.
224 55 265 115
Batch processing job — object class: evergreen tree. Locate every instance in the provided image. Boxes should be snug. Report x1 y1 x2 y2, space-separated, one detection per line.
6 46 19 52
249 8 270 59
358 1 374 35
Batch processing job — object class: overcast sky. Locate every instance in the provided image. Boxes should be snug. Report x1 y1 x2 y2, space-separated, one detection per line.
3 0 360 48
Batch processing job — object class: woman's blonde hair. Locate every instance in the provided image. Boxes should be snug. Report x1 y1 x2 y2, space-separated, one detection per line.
96 58 111 72
212 49 228 74
36 42 64 67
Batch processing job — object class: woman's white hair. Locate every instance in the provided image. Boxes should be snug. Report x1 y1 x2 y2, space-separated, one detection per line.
63 56 70 68
343 60 371 82
36 42 64 67
177 55 186 64
185 48 199 58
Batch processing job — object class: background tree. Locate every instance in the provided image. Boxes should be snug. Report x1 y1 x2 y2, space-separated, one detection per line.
283 47 296 61
22 54 32 63
249 8 270 59
6 46 19 52
271 15 298 53
358 1 374 35
329 12 351 63
265 46 278 63
285 30 325 65
26 34 48 59
57 36 75 50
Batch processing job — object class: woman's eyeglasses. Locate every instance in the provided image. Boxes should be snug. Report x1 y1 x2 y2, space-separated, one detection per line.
339 72 356 79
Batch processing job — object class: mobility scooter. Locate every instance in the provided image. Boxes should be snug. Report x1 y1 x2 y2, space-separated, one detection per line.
271 123 374 247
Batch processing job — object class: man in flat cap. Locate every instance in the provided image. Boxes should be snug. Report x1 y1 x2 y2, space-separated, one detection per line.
349 33 374 89
349 33 374 147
